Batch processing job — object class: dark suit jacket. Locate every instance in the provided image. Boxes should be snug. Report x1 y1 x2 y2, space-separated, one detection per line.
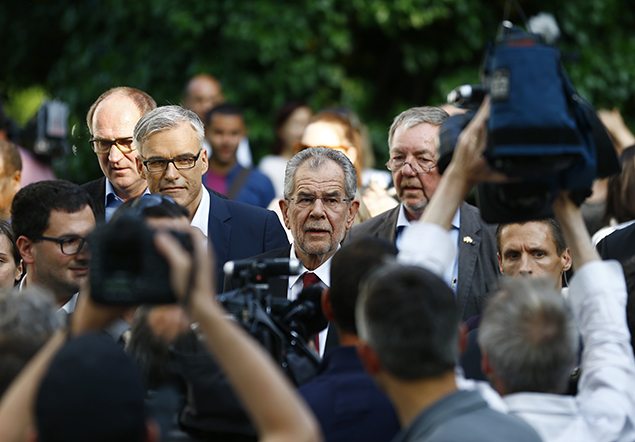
224 245 339 352
597 222 635 264
207 190 289 292
81 177 107 223
348 203 500 321
299 346 400 442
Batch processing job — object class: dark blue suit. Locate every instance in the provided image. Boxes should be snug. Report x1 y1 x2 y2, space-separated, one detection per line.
206 189 289 292
299 346 400 442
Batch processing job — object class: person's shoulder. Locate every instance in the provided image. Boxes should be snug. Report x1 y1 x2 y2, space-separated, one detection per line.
80 176 105 192
350 205 399 237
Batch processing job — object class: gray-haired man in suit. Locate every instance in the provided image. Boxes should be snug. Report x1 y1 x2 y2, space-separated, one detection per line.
349 106 499 322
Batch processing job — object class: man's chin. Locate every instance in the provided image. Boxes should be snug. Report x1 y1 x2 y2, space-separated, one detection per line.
402 200 427 219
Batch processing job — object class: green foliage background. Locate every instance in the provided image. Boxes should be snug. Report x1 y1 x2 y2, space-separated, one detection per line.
1 0 634 183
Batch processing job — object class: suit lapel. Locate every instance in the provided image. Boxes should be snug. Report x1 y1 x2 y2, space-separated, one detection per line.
207 189 232 268
456 203 481 313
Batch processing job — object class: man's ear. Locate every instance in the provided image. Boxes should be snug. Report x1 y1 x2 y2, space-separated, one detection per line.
136 157 146 180
200 148 209 175
321 288 334 322
497 252 504 274
279 199 291 230
561 248 572 272
356 341 382 376
16 235 35 265
346 200 360 229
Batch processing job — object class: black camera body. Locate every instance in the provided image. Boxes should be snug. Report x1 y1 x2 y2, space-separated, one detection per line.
89 213 194 305
439 23 619 223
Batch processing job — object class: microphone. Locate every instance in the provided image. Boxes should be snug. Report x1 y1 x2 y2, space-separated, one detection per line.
224 258 301 281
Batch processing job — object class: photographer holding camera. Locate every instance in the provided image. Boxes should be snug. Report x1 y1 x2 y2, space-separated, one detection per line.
0 200 321 442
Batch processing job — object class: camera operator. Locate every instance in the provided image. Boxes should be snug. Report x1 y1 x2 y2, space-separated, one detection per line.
225 147 360 357
0 210 320 442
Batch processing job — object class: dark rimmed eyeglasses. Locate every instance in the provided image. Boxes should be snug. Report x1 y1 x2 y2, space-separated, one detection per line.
35 235 88 255
141 149 202 174
287 194 352 211
89 137 135 154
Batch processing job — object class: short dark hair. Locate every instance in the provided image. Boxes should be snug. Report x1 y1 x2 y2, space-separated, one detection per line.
11 180 95 240
204 103 244 127
36 333 147 442
330 237 396 335
86 86 156 134
496 218 567 256
357 263 459 380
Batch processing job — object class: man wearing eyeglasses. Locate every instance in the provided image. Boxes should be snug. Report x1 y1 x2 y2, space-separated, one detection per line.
349 106 499 323
133 105 289 292
11 180 95 315
82 87 156 222
225 147 360 356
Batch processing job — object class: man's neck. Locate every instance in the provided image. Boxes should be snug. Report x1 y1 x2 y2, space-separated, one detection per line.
383 370 457 428
209 157 237 176
404 205 423 222
112 179 147 201
25 272 73 308
295 248 334 271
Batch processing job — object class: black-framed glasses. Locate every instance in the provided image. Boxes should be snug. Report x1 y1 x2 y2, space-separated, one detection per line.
35 235 88 255
89 137 135 154
287 194 352 211
385 155 436 173
141 149 202 174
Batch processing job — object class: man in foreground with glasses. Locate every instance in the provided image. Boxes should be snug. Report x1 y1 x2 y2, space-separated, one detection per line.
82 87 156 222
349 106 499 322
11 180 95 316
134 105 288 292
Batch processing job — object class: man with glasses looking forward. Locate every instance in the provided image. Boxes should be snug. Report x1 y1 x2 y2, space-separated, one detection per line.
82 87 156 222
349 106 499 322
133 105 288 292
12 180 95 316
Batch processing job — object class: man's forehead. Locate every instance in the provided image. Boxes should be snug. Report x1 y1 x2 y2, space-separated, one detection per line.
391 122 440 150
292 160 345 193
141 124 200 156
45 207 95 232
500 222 557 249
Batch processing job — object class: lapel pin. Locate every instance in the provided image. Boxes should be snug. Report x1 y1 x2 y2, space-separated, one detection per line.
463 236 474 245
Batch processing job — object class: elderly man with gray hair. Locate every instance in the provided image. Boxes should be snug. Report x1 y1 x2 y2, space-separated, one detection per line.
349 106 499 323
133 105 288 291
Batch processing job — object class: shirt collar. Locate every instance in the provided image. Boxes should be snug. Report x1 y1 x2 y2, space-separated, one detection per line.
190 186 210 238
397 203 461 230
287 244 334 289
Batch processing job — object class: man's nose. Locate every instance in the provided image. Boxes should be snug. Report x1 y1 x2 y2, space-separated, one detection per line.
108 144 124 162
163 161 180 180
309 198 326 217
518 254 533 276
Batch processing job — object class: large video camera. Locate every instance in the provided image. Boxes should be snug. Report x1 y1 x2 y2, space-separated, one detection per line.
220 258 325 385
438 21 619 223
89 212 194 305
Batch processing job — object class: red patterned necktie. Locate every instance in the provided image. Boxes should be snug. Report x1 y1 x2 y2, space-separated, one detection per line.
302 272 321 352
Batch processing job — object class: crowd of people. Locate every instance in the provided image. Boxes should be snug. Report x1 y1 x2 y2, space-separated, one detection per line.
0 74 633 442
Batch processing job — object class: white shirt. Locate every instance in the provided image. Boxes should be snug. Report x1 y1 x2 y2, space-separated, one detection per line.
287 245 332 357
396 205 460 291
399 222 635 442
190 186 210 238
